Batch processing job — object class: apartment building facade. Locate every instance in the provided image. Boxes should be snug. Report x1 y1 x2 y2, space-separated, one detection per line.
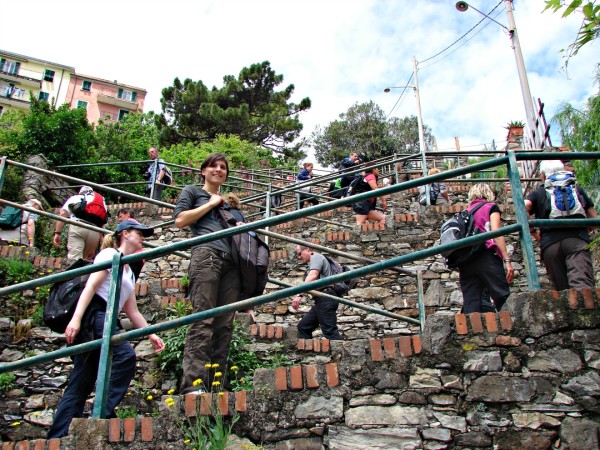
0 49 74 115
65 74 146 124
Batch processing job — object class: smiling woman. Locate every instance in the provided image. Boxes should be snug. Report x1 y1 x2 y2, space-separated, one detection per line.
173 153 242 395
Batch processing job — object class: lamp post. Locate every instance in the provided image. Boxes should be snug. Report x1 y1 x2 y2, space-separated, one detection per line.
385 57 430 203
456 1 540 150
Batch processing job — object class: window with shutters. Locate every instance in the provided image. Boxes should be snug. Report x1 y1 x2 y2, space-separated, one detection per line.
118 109 129 121
117 88 136 102
38 92 49 102
77 100 88 110
82 80 92 91
43 69 55 82
0 58 20 75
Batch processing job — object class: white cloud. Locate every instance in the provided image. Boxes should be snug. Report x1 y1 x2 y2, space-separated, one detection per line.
1 0 597 163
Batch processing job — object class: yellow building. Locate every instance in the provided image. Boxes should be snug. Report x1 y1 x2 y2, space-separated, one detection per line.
0 49 74 114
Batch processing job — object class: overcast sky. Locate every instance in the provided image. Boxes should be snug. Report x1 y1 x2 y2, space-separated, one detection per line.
2 0 598 162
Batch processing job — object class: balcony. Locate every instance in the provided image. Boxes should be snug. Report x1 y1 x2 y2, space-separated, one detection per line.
0 95 30 110
97 93 138 111
0 70 40 89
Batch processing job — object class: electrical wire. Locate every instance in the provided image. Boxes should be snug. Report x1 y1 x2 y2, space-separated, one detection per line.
385 73 414 118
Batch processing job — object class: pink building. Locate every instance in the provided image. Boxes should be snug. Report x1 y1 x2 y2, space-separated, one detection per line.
65 74 146 124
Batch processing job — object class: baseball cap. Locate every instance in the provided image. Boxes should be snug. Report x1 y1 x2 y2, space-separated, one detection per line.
114 219 154 237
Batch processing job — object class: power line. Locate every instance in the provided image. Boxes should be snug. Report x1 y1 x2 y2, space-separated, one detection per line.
385 72 414 119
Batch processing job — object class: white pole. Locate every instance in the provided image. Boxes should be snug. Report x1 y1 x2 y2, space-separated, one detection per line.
413 56 430 204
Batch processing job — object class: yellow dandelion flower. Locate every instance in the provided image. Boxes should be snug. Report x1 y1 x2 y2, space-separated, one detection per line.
47 269 53 273
184 439 190 444
25 251 30 255
146 395 153 401
11 421 20 427
167 389 175 395
239 378 245 383
192 379 202 387
35 287 40 291
204 363 212 368
218 392 225 397
212 381 220 387
8 245 13 248
230 365 239 371
211 363 219 369
214 372 222 378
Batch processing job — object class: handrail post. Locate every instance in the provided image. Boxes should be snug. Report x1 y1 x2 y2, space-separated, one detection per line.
149 159 158 200
92 252 124 418
265 185 272 245
0 156 6 196
417 270 426 333
507 150 540 290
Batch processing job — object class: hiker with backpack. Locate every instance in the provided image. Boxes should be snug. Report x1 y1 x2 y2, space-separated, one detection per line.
524 160 598 291
47 219 164 438
339 152 361 188
296 162 319 209
292 245 346 340
418 168 450 206
350 165 387 226
54 186 107 262
144 147 171 200
0 198 43 247
455 184 514 313
173 153 241 395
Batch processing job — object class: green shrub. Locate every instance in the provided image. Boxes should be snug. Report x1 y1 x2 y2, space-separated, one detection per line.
0 372 16 393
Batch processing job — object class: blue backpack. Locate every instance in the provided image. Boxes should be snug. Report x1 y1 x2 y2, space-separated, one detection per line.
544 171 585 219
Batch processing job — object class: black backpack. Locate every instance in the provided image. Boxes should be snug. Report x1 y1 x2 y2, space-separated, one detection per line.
324 256 357 296
439 202 489 269
346 175 369 197
43 259 92 333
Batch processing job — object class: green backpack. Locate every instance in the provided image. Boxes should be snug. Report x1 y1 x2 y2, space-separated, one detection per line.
0 206 23 229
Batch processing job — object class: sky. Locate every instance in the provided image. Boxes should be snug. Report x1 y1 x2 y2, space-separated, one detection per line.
2 0 598 163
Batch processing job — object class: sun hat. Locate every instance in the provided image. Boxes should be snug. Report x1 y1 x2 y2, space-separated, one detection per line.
79 186 93 194
114 219 153 237
27 198 44 210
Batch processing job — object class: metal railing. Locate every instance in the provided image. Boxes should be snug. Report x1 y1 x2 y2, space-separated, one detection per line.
1 150 599 420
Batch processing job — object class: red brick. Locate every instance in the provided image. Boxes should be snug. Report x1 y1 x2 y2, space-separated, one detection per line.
108 417 121 442
259 324 267 338
274 326 283 339
218 392 229 415
399 336 412 357
267 325 275 339
32 255 40 265
495 335 522 347
2 444 15 450
498 311 513 330
596 288 600 300
321 338 330 352
383 337 397 359
123 417 135 442
275 367 288 391
305 339 313 351
345 231 351 241
412 335 422 354
32 441 45 450
362 224 368 233
135 282 140 295
198 393 212 416
333 232 338 241
54 258 62 269
313 338 321 352
161 296 169 307
550 290 560 299
484 312 498 333
161 279 167 290
581 288 595 309
469 313 484 334
47 439 61 450
139 283 148 297
326 363 340 387
327 231 332 241
289 366 303 390
235 390 247 413
296 339 305 350
184 394 198 417
1 246 9 257
15 443 29 450
370 338 383 362
305 365 319 389
568 289 579 309
141 417 153 442
455 314 468 335
250 324 258 336
47 257 55 269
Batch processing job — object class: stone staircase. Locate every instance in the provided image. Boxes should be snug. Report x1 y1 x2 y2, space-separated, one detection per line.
1 182 599 449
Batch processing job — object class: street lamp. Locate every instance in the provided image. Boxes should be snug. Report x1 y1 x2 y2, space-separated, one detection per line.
385 57 430 203
456 1 540 150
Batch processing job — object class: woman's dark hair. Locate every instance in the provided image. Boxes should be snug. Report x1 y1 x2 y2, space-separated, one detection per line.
200 153 229 181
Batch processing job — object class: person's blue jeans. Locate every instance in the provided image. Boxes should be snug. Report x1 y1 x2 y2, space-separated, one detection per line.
47 311 136 438
297 289 343 340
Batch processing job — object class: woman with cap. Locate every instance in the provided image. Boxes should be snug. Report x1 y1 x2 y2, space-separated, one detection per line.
48 219 164 438
173 153 241 394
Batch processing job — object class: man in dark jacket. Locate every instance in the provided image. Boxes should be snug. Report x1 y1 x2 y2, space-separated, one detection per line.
524 160 598 291
339 152 360 188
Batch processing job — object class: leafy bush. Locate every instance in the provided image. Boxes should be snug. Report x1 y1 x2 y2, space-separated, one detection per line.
0 372 16 393
155 301 192 381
